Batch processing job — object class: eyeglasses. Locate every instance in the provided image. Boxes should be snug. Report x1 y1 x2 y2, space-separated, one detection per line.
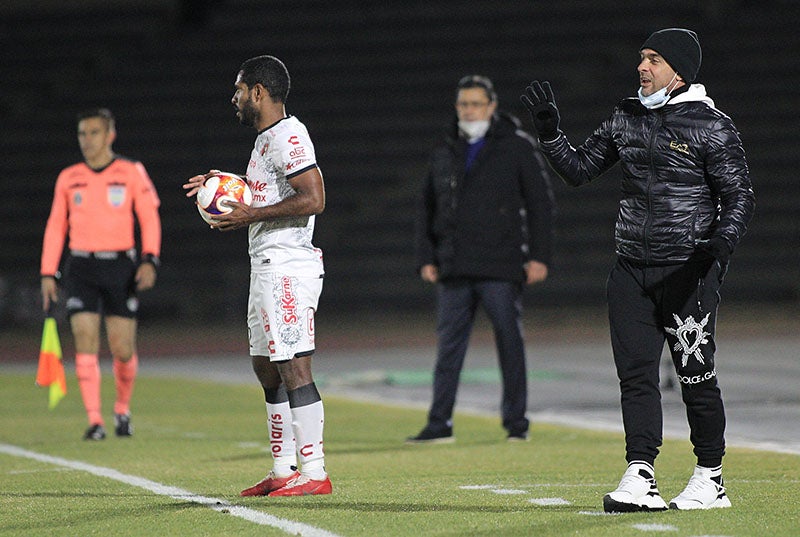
455 100 491 109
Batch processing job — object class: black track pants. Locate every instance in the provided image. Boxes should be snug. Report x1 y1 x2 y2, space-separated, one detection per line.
607 256 727 468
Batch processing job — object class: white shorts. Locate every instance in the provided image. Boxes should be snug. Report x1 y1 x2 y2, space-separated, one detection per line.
248 271 323 361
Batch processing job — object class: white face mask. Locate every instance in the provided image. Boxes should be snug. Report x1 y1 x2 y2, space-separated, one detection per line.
638 73 679 109
458 120 490 142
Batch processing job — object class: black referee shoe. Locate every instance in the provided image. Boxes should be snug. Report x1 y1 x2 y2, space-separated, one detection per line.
83 424 106 441
114 413 133 437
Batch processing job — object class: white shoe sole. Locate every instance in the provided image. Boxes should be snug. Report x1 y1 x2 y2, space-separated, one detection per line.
669 495 731 510
604 494 668 513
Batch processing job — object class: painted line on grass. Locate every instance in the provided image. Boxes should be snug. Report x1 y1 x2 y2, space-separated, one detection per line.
460 484 572 507
0 443 342 537
529 498 571 506
631 523 678 532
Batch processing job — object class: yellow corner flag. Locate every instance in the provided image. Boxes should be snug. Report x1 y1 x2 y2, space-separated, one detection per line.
36 316 67 409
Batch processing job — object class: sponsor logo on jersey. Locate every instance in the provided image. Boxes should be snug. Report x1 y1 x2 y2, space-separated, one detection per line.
248 180 271 204
286 159 310 171
249 180 268 192
288 135 300 145
289 146 306 159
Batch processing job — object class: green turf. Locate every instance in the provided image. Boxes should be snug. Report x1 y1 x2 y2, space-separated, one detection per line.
1 373 798 536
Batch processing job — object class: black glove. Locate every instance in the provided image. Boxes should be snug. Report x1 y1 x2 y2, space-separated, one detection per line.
696 237 731 265
520 80 560 141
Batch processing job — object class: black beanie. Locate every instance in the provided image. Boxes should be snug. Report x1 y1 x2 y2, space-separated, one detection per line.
641 28 702 83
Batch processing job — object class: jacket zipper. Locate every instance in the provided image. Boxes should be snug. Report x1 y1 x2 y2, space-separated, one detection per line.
644 113 662 264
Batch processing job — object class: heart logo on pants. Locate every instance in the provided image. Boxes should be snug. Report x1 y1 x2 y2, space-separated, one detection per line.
665 312 711 367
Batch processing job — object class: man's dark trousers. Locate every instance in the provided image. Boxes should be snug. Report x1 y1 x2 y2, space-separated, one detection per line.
427 278 530 435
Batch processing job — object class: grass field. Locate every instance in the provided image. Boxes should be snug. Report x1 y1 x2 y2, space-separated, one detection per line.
1 373 799 537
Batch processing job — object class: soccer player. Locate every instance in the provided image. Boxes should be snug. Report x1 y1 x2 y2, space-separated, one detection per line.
183 55 330 497
41 108 162 440
522 28 754 511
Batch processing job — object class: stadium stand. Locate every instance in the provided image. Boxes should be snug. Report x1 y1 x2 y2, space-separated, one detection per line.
1 0 797 326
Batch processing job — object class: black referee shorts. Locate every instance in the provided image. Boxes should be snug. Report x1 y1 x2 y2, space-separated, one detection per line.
63 251 139 318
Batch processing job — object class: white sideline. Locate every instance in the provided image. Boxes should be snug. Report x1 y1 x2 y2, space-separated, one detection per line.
0 443 342 537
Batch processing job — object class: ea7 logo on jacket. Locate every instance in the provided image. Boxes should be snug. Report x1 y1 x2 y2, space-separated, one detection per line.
669 140 691 156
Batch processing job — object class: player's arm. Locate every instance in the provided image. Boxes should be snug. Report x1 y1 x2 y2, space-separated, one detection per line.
212 167 325 231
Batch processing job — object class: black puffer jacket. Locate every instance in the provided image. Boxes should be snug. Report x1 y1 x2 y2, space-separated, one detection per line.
540 84 754 265
415 112 555 283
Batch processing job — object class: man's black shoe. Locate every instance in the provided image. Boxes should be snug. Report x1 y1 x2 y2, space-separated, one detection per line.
405 426 454 444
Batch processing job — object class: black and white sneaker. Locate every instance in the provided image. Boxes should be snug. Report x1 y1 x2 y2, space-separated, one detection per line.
83 424 107 441
603 461 668 512
114 413 133 437
670 465 731 510
405 425 454 444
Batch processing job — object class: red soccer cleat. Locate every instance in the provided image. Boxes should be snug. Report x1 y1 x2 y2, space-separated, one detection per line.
240 470 301 497
268 474 332 497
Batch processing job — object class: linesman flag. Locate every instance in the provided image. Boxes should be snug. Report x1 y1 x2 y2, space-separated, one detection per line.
36 316 67 409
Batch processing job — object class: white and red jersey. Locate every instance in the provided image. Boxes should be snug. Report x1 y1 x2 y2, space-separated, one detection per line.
246 116 323 276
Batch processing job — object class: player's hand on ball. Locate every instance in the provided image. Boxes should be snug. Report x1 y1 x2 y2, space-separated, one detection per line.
209 201 256 231
182 169 221 198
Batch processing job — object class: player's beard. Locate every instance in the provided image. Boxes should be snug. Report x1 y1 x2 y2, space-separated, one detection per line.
237 99 259 128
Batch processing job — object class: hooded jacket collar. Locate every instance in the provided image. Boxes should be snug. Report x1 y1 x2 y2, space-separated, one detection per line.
667 83 715 108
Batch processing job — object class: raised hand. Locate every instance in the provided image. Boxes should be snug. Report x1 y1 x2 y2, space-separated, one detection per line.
520 80 561 141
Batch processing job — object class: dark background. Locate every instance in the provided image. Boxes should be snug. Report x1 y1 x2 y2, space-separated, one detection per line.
1 0 798 333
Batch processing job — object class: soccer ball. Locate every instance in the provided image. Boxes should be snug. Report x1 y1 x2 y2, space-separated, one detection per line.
196 172 253 224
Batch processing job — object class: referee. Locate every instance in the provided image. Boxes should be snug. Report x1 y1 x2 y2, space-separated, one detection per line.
41 108 161 440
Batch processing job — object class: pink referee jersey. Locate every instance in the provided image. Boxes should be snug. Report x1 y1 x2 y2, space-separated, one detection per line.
40 157 161 276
